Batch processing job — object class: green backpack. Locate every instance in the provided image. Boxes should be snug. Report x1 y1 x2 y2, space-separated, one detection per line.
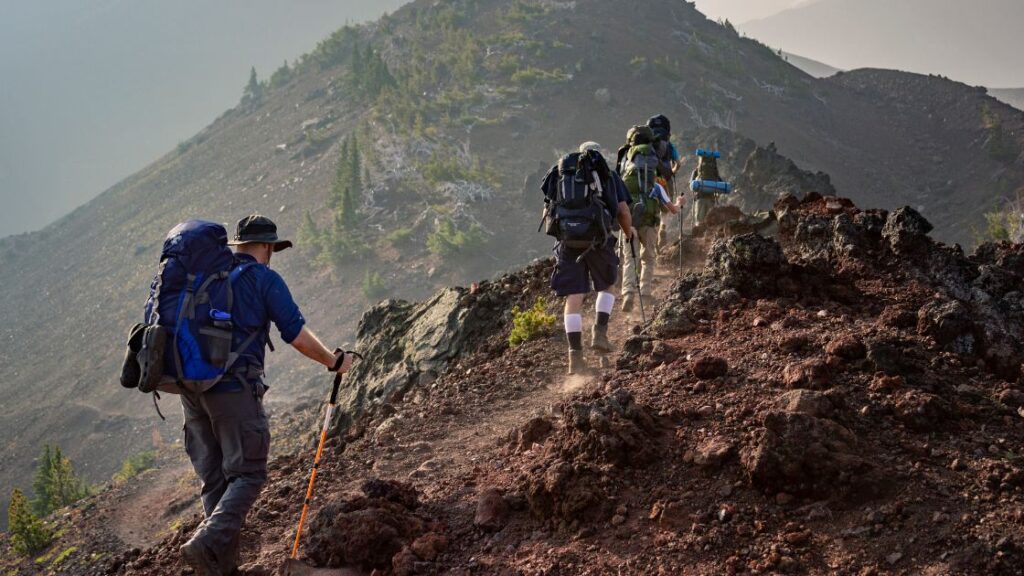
622 144 662 227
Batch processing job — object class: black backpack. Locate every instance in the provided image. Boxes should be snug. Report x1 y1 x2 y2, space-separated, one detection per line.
647 114 671 139
544 151 613 250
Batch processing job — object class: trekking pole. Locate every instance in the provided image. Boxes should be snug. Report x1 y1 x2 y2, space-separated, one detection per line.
674 173 683 277
290 349 363 560
628 237 647 324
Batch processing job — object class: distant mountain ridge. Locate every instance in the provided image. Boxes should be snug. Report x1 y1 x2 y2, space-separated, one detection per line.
782 52 841 78
741 0 1024 87
992 88 1024 112
2 0 1024 528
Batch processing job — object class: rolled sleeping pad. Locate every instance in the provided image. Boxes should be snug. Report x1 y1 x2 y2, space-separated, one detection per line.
695 149 722 159
690 180 732 194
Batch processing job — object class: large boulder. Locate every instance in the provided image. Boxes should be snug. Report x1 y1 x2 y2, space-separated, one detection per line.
917 299 976 354
741 411 882 499
883 206 933 255
330 261 552 435
703 234 789 297
331 288 470 434
306 480 427 571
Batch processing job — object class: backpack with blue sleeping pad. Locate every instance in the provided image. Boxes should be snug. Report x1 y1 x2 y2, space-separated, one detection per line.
124 220 266 397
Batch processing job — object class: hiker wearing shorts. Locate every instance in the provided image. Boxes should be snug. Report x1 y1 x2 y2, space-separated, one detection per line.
542 144 634 375
179 215 354 576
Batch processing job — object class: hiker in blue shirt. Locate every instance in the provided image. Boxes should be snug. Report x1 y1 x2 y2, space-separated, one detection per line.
647 114 685 253
179 215 353 576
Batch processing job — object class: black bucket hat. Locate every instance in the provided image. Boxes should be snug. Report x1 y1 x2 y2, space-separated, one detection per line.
228 214 293 252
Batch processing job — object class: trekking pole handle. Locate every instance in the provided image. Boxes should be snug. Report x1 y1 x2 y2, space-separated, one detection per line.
329 349 363 404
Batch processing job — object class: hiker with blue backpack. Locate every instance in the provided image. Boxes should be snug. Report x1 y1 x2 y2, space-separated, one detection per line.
120 214 351 575
616 125 684 313
540 143 634 375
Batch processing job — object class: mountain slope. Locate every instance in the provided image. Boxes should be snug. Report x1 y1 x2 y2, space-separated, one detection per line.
2 0 1024 528
10 194 1024 575
740 0 1024 87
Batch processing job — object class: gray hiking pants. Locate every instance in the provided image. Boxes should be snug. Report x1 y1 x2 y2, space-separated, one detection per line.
181 381 270 566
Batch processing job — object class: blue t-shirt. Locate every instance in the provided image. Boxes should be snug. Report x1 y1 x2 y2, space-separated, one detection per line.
610 171 632 206
209 254 306 392
668 142 681 162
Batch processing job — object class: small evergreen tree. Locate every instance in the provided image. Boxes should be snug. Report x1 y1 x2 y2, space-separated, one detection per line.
242 66 264 107
31 444 55 516
31 444 90 515
329 139 351 209
270 60 292 89
297 210 323 258
8 489 53 555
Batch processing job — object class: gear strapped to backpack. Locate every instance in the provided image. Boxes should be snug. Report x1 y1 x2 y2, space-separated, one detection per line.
542 151 613 254
630 181 666 229
120 220 266 400
621 137 662 229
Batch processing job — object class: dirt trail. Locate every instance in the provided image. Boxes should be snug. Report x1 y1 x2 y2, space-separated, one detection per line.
110 458 196 548
363 262 685 495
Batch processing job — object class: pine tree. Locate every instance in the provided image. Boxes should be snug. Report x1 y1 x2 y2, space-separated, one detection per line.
298 210 322 257
329 138 351 209
242 66 263 107
31 444 90 515
350 43 364 87
348 134 362 206
31 444 55 516
270 60 292 89
48 446 90 508
8 488 53 555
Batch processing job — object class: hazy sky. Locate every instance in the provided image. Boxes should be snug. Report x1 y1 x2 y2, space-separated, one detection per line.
0 0 406 238
740 0 1024 87
693 0 810 24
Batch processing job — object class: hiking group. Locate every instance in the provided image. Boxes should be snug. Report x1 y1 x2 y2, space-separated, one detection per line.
114 111 726 574
542 114 726 375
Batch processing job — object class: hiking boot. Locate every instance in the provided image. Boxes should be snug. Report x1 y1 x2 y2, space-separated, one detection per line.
568 349 589 375
180 539 221 576
621 294 635 313
591 324 613 353
219 533 239 576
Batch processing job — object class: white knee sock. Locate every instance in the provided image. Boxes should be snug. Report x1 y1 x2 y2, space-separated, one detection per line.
564 313 583 333
564 313 583 350
595 292 615 315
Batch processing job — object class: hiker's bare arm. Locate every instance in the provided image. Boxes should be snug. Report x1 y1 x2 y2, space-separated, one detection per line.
661 196 683 215
291 327 352 373
617 202 634 239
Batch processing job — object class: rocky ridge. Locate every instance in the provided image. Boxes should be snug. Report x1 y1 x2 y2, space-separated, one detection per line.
11 191 1017 576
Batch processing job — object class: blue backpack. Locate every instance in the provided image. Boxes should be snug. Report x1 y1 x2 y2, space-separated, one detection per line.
137 220 262 395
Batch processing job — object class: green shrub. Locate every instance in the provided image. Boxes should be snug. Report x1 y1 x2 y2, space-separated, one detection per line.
427 219 486 257
979 204 1023 243
362 270 389 300
8 489 52 556
49 546 78 568
112 451 157 484
509 298 556 348
509 66 569 88
385 227 413 246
